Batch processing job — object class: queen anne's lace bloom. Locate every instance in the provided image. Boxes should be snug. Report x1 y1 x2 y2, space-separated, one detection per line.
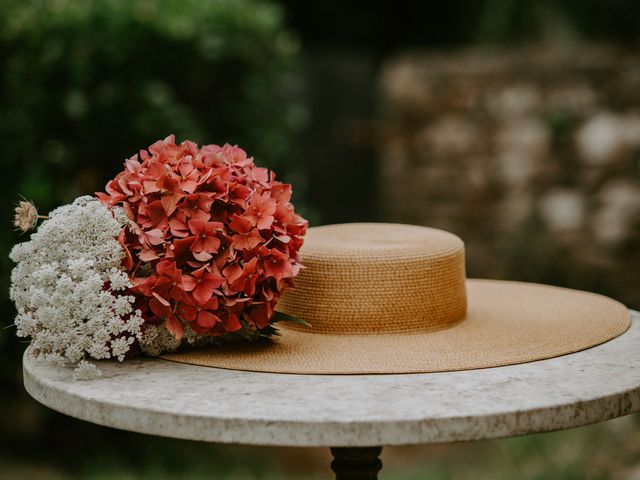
10 196 144 376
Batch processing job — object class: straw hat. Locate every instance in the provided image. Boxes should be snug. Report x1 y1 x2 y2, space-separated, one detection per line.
164 223 630 374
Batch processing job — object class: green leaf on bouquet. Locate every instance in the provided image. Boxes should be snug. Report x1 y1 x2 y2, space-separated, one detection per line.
272 310 312 328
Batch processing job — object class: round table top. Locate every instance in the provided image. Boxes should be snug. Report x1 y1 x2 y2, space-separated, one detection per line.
23 310 640 447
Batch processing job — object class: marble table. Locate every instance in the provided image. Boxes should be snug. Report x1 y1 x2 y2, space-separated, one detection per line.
23 310 640 479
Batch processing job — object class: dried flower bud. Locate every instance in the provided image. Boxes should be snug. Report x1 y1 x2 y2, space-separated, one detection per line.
13 200 39 233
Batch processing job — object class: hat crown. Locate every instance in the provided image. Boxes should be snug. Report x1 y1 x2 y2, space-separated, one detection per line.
278 223 467 334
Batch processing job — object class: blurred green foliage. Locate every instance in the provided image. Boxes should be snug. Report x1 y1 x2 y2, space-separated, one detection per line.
0 0 305 453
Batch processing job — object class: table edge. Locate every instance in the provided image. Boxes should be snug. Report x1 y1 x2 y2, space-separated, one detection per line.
22 354 640 447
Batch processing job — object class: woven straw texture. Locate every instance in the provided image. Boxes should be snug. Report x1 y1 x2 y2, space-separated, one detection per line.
163 223 631 374
278 223 467 334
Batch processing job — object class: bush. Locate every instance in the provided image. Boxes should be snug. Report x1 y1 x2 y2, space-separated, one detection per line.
0 0 305 452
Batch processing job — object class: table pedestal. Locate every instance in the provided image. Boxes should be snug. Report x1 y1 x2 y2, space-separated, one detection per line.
330 447 383 480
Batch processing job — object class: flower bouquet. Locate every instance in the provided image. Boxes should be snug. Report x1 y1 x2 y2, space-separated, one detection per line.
10 135 307 378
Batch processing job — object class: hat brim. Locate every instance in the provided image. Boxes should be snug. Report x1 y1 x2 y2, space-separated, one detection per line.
161 279 631 374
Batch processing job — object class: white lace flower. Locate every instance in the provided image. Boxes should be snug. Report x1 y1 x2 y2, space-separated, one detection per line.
10 196 144 378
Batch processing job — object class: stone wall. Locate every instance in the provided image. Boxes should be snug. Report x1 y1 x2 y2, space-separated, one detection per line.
378 47 640 307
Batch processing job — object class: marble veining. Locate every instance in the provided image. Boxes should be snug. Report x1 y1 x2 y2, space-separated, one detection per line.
22 311 640 447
